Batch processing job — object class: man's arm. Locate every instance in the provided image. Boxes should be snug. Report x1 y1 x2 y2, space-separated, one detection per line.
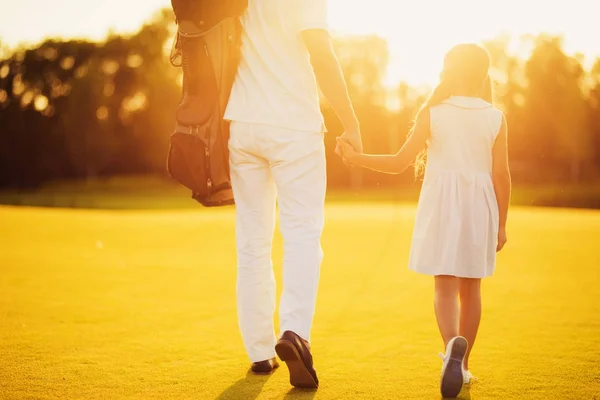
301 29 362 152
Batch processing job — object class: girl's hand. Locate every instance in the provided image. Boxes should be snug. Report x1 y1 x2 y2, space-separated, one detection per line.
497 227 507 252
336 137 360 165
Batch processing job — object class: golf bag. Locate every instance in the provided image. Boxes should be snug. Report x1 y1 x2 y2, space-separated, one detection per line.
166 0 247 206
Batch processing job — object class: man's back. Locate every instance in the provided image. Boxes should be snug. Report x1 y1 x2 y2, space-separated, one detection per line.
224 0 327 133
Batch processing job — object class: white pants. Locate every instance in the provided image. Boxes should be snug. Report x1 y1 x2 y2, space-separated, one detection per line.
228 122 326 363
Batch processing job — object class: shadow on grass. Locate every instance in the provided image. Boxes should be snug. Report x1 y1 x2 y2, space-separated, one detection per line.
216 370 274 400
283 387 317 400
459 385 472 399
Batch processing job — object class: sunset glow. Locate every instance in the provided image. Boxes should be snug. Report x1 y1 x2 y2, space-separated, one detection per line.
1 0 598 85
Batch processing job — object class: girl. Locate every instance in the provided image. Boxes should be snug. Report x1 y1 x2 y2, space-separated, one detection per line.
337 43 512 398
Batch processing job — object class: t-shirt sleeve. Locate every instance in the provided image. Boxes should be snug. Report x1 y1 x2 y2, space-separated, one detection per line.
295 0 329 32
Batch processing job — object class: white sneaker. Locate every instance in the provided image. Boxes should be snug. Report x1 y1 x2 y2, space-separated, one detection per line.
440 350 478 385
438 336 468 398
463 369 477 384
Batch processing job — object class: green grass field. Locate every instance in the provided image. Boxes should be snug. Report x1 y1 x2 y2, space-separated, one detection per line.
1 203 599 399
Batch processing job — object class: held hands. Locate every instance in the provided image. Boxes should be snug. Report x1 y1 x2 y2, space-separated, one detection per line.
335 137 361 166
338 128 363 154
335 127 363 166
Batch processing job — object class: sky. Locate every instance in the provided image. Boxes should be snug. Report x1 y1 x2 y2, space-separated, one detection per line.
0 0 598 86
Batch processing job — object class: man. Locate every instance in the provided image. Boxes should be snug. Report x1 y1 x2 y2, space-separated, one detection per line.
224 0 361 389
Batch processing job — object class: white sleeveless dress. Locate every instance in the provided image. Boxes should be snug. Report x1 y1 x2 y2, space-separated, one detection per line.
408 96 503 278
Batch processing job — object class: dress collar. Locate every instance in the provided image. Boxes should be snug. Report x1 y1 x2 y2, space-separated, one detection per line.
442 96 493 109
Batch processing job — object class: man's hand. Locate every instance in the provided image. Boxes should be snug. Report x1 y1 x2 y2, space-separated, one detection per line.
335 127 362 162
336 137 361 166
340 128 363 152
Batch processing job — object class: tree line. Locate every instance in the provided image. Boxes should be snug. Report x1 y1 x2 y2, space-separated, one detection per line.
1 10 599 189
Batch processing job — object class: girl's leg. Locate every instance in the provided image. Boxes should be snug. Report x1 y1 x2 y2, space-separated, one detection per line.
434 275 460 346
458 278 482 370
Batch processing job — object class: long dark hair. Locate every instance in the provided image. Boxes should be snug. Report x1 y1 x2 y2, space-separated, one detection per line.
408 44 493 177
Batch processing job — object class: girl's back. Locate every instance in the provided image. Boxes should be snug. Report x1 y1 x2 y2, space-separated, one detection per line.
426 96 503 178
411 95 502 279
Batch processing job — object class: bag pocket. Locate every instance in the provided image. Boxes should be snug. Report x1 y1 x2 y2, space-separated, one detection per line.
167 131 235 207
167 132 209 196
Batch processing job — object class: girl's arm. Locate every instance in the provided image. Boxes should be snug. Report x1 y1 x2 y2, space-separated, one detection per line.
492 114 512 251
337 109 430 174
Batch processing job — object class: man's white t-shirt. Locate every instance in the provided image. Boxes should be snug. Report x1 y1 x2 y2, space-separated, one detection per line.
224 0 328 133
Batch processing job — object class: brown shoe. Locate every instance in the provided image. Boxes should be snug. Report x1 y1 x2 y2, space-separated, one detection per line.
275 331 318 389
251 358 279 375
